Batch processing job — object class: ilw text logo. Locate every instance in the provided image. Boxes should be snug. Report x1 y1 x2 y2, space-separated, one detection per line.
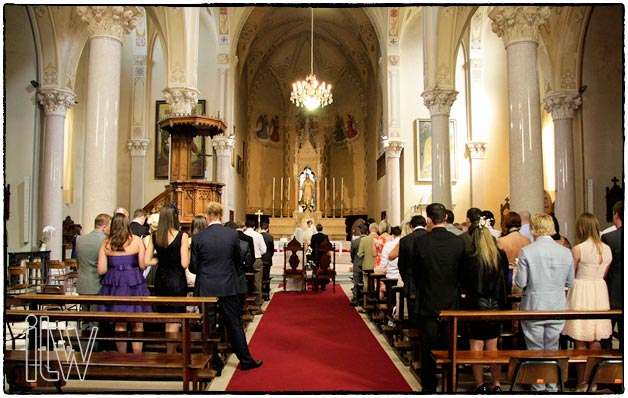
24 314 98 382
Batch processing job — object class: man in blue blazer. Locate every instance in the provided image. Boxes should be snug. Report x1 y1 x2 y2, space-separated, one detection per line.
515 213 574 391
190 202 262 373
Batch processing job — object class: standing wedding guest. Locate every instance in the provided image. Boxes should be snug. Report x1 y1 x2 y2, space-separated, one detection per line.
129 208 149 238
562 213 613 391
515 213 574 391
97 212 150 353
380 226 402 280
601 201 623 349
143 213 160 281
519 210 534 241
461 217 508 393
497 211 531 292
114 207 130 219
225 221 254 306
76 213 111 333
259 221 274 301
349 223 368 307
145 204 190 354
413 203 465 393
190 202 262 373
186 215 208 287
551 213 572 249
244 219 266 306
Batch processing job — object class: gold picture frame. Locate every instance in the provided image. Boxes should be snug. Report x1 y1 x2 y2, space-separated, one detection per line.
415 119 456 183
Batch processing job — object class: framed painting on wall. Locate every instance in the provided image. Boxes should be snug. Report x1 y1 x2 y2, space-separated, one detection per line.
155 100 206 179
415 119 456 183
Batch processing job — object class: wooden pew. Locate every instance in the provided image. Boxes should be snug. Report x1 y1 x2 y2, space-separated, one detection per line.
4 310 208 391
435 309 623 392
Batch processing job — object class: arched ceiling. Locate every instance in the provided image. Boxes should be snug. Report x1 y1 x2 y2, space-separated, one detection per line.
238 7 381 107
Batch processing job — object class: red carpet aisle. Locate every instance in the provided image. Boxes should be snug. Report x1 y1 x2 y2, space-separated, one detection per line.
226 287 413 392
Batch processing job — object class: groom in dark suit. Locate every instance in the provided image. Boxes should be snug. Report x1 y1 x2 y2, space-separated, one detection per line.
309 224 330 290
190 202 262 373
414 203 464 392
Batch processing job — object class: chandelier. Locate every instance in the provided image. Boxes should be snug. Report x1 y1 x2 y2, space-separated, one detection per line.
290 8 333 110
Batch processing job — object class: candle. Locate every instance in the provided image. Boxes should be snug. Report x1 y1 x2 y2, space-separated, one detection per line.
333 178 336 213
287 177 290 203
341 177 344 212
324 177 327 215
272 177 276 203
280 177 283 203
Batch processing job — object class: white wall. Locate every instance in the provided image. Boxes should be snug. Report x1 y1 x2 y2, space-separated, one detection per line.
5 6 39 252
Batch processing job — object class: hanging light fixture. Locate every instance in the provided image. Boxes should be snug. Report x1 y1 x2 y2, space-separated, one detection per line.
290 8 333 110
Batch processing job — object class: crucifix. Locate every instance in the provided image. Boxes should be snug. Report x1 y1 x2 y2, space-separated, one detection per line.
255 209 263 227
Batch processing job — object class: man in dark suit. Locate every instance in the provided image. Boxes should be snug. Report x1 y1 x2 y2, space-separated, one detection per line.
390 214 427 327
602 201 623 349
190 202 262 373
260 221 274 301
349 223 368 306
413 203 465 392
309 224 330 290
129 208 149 238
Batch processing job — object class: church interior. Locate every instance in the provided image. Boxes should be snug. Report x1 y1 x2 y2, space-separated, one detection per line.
2 4 624 393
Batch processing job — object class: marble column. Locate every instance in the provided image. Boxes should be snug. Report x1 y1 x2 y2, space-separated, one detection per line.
127 139 150 212
37 89 76 260
383 137 404 226
211 135 235 221
544 93 581 243
490 6 550 215
421 89 458 209
76 6 141 229
466 141 489 207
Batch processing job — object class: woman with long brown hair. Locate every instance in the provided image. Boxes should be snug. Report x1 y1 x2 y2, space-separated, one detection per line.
461 217 508 392
145 204 190 354
562 212 613 391
97 212 150 353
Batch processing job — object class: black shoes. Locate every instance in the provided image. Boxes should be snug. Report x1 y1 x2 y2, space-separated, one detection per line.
474 384 501 394
475 384 489 393
349 300 359 307
240 359 263 371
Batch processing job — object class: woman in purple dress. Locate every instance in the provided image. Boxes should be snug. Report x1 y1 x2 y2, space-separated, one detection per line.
97 212 150 353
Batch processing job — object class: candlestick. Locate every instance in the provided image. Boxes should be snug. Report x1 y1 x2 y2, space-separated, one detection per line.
324 177 327 217
272 177 276 216
341 177 344 217
280 177 284 216
287 177 290 204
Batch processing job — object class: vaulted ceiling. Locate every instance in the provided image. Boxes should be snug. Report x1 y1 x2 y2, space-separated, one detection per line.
238 7 381 109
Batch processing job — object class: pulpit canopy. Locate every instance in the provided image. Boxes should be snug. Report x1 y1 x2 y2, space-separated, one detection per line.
158 115 227 138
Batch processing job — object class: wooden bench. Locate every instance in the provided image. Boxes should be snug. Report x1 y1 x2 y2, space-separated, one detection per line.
436 309 623 392
6 295 219 391
4 309 210 392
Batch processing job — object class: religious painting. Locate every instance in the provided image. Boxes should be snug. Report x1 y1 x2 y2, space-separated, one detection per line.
155 100 206 179
254 113 281 143
415 119 456 183
333 114 360 145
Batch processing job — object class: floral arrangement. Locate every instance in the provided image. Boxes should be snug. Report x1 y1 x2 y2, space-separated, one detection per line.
38 225 55 248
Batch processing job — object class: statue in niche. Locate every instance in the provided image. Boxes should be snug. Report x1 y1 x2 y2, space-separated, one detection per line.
299 169 316 212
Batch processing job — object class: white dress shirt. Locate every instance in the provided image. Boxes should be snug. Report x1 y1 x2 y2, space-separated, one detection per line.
244 228 267 259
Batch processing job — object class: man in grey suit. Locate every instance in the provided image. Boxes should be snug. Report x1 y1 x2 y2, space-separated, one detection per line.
515 213 574 391
190 202 262 373
76 213 111 335
76 213 111 299
349 223 368 306
602 201 623 349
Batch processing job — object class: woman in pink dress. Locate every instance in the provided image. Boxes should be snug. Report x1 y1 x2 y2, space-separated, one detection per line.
562 212 613 391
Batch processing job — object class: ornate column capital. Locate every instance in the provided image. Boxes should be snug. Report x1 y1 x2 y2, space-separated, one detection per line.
466 141 489 159
127 138 150 157
211 134 236 156
489 6 550 46
421 89 458 116
37 88 76 116
543 92 582 120
76 6 142 41
162 87 200 116
383 137 404 158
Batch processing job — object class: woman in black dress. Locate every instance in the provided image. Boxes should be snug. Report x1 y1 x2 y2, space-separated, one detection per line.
144 204 190 354
462 217 508 393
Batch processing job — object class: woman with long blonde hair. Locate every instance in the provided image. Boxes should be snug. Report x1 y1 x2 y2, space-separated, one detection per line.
461 217 508 392
562 212 613 391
